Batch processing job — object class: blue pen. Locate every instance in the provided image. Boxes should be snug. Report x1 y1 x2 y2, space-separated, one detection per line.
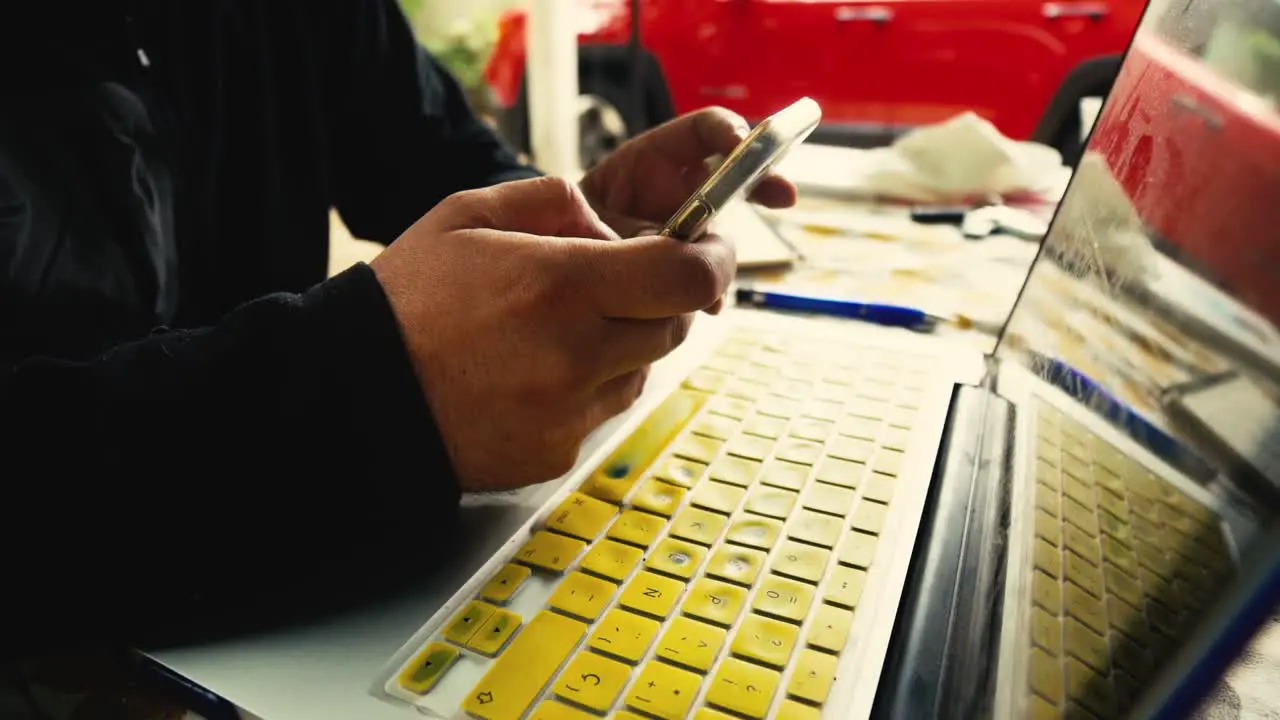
734 287 940 330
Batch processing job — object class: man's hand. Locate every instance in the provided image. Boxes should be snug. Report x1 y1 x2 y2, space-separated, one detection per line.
371 177 734 492
580 106 799 239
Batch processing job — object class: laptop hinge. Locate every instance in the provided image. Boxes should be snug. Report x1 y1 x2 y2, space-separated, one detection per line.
874 375 1014 719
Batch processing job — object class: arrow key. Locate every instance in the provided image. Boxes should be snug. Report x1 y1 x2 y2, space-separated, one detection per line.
553 650 631 712
395 642 459 695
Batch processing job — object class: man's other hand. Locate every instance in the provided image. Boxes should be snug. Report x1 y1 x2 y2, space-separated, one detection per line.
370 177 734 492
579 106 799 239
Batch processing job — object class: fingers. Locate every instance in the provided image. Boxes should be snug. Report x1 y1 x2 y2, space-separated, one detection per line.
594 367 650 420
564 232 736 320
748 173 799 209
638 107 754 167
593 314 693 379
447 176 621 241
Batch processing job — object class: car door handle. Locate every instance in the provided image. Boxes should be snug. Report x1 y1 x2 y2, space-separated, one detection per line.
1042 2 1109 18
1171 93 1224 131
834 6 894 23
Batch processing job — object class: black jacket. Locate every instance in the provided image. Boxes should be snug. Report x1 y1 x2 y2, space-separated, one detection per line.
0 0 539 657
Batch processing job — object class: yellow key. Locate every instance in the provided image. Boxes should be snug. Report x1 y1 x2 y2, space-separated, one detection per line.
745 486 798 519
646 537 707 580
607 509 666 547
862 473 896 503
758 394 802 418
515 531 585 573
396 642 459 695
691 481 746 515
619 570 685 618
655 615 727 671
803 482 856 516
789 648 838 704
791 418 835 442
706 546 767 586
880 426 911 451
838 416 881 440
672 434 724 464
463 610 587 720
589 608 660 663
825 565 868 609
838 530 879 569
776 438 824 465
479 563 532 604
626 661 702 720
709 395 754 420
529 700 597 720
726 433 774 461
682 577 748 627
653 456 709 489
871 448 905 476
829 436 874 462
444 600 496 646
732 613 799 668
771 540 830 584
743 414 788 439
777 699 822 720
706 657 781 719
669 507 727 547
631 478 688 517
816 457 864 489
726 517 785 550
807 603 854 653
544 492 617 541
789 510 843 548
468 608 522 656
850 500 889 534
617 713 659 720
710 456 761 487
761 460 811 491
752 575 815 623
579 539 644 582
691 413 741 441
684 368 732 394
552 651 631 712
548 571 615 621
580 390 707 503
695 709 739 720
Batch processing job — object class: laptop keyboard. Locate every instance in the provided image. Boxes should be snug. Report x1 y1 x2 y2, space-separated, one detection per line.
1021 403 1234 719
388 328 940 720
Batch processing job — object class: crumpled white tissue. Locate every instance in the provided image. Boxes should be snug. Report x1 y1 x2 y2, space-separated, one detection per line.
863 112 1066 202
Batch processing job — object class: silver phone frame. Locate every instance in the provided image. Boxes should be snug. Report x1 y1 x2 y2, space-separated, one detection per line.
661 97 822 241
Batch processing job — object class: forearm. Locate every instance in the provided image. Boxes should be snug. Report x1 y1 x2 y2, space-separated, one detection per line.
1 263 461 657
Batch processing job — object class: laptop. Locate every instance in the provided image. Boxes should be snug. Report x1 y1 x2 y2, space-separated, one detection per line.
351 1 1280 718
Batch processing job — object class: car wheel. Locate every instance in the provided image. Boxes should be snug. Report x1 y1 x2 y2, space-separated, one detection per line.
577 93 630 170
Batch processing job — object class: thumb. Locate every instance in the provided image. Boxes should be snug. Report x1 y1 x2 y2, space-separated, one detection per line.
451 176 620 241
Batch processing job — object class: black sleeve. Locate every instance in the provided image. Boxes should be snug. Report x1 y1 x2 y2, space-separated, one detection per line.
0 263 462 658
325 0 542 243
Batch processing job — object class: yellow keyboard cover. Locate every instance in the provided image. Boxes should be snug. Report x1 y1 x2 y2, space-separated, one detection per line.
384 327 944 719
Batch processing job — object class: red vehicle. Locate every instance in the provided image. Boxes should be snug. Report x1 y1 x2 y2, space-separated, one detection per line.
1089 0 1280 322
485 0 1144 166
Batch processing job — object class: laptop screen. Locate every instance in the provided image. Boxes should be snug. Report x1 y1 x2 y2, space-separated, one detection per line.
989 0 1280 714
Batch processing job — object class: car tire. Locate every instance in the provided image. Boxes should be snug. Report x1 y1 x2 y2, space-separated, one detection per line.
1033 55 1123 167
496 49 673 170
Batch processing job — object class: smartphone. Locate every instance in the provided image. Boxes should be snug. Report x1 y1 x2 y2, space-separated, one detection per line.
661 97 822 241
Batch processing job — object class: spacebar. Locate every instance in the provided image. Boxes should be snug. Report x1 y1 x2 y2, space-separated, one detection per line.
462 610 586 720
